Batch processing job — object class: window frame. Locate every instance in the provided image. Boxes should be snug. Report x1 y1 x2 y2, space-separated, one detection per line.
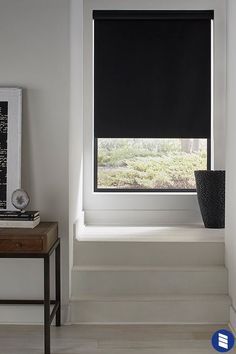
81 0 226 227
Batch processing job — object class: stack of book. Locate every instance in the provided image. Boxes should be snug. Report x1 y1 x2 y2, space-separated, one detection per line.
0 211 40 228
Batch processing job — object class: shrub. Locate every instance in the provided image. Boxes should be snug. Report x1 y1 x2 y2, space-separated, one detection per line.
97 139 207 189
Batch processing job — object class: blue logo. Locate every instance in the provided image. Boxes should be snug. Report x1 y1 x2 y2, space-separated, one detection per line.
211 329 235 352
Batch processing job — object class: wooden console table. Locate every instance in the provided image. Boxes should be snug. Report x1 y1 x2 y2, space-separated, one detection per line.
0 222 61 354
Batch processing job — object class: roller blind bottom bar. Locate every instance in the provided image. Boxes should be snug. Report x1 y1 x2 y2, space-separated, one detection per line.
93 10 214 20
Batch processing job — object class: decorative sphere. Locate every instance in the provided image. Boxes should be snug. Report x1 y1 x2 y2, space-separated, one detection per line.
11 189 30 211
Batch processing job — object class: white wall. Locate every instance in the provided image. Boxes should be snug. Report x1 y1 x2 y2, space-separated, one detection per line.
70 0 84 298
0 0 70 323
82 0 226 227
0 0 229 324
225 0 236 332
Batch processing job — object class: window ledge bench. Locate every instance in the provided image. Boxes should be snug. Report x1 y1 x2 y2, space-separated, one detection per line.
75 225 224 243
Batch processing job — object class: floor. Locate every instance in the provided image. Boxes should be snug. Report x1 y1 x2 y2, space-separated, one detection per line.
0 324 235 354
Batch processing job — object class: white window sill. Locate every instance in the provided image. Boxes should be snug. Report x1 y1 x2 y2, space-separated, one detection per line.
75 225 224 243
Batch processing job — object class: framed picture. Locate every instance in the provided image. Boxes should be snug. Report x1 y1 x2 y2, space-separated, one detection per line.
0 88 22 210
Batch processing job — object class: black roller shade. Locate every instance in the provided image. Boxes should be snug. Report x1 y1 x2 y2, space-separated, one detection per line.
94 10 213 139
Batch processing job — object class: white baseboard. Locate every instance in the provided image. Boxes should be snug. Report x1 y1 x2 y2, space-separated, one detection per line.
0 304 69 325
69 295 230 324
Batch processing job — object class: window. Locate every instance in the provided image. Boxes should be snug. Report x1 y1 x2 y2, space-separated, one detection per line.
93 10 213 192
96 138 208 191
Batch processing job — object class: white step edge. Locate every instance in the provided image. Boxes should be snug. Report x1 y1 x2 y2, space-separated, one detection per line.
71 294 231 302
70 294 231 324
75 225 225 242
72 265 227 271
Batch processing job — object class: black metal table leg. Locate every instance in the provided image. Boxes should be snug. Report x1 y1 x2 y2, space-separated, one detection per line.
44 255 51 354
0 237 60 354
55 242 61 326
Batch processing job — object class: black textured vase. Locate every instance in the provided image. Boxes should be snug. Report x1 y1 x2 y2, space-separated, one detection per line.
194 170 225 229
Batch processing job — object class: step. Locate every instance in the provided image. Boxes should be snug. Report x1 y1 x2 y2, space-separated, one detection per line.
76 226 225 242
74 241 224 267
70 294 231 324
72 266 228 297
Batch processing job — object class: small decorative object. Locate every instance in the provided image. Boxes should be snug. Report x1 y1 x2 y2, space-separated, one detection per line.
0 88 22 210
11 189 30 212
194 170 225 228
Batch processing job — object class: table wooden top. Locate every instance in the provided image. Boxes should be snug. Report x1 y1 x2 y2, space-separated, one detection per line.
0 222 58 254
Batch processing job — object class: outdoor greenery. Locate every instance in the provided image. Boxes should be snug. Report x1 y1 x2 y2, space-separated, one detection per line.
97 139 207 190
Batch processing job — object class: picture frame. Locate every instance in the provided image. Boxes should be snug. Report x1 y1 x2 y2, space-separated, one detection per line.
0 88 22 210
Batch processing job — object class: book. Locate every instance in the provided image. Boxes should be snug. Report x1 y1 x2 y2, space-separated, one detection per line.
0 216 40 228
0 217 39 221
0 211 39 219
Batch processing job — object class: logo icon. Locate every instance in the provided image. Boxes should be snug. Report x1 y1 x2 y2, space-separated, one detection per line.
211 329 235 352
